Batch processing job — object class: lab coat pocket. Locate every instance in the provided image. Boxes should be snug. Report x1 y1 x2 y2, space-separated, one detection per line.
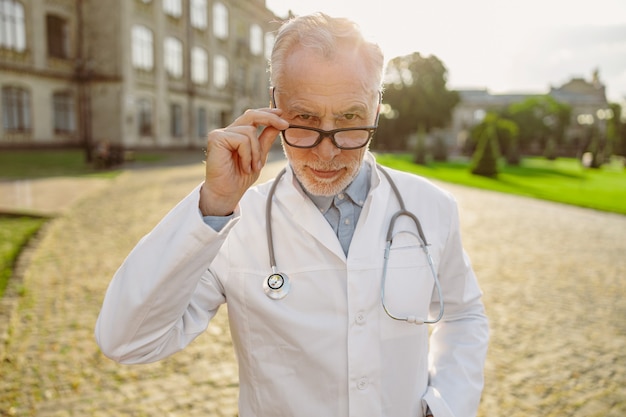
382 231 434 321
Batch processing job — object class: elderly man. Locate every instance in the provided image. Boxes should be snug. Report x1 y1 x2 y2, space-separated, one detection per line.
96 12 489 417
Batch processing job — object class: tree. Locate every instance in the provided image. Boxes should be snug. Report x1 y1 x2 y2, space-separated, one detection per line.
414 126 428 165
469 112 520 165
498 118 521 165
607 102 624 158
585 125 604 168
432 135 449 162
503 95 571 155
378 52 459 162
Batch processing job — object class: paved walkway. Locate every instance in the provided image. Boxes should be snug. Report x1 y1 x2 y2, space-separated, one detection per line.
1 156 625 416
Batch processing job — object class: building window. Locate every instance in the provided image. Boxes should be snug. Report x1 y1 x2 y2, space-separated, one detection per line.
137 98 153 136
213 55 228 89
212 2 228 40
0 0 25 52
164 36 183 78
2 86 30 132
163 0 181 17
52 91 75 133
197 107 206 138
170 103 183 137
190 0 207 29
249 24 263 56
46 14 70 58
191 46 208 84
132 25 153 70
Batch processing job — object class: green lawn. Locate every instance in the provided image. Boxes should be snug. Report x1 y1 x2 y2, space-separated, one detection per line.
0 149 166 299
1 150 624 300
0 149 165 179
0 215 48 297
376 154 626 215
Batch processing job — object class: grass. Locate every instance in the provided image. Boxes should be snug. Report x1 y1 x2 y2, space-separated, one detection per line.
375 154 626 215
0 149 166 179
1 150 624 300
0 148 167 299
0 215 48 297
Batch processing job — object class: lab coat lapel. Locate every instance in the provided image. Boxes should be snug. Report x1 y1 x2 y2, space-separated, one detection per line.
349 159 392 260
274 166 346 261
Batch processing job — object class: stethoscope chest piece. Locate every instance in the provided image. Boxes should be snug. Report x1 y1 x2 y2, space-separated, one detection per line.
263 272 291 300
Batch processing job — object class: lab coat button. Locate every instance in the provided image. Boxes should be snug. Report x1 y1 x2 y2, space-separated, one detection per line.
355 312 366 324
357 377 369 390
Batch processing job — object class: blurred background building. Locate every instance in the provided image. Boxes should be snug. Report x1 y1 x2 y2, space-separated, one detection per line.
0 0 280 151
0 0 615 154
446 71 610 153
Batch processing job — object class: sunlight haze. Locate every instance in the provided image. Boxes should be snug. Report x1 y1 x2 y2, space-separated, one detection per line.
265 0 626 104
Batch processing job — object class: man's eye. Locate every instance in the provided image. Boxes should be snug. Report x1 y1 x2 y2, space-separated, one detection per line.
297 114 311 120
344 114 357 120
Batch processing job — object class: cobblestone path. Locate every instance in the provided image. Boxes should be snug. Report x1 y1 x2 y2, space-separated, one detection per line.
1 158 624 416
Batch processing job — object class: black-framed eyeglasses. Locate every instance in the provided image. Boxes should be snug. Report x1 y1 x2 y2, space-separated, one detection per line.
281 125 378 150
271 87 381 150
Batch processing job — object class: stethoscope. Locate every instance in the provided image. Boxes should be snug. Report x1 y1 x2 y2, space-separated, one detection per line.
263 165 444 325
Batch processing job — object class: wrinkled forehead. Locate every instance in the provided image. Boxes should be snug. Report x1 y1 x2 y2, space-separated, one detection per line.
275 47 380 105
272 87 381 117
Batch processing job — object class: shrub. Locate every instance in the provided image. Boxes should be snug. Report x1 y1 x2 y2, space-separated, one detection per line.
471 124 500 177
413 127 428 165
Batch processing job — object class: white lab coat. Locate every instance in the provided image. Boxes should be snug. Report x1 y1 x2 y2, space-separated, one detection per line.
96 152 489 417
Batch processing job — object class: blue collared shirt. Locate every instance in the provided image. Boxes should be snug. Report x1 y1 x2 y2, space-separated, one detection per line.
204 163 371 256
302 163 371 255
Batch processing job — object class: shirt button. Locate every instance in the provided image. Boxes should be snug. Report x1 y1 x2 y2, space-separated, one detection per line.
344 218 350 225
355 312 366 324
338 193 345 200
357 377 369 390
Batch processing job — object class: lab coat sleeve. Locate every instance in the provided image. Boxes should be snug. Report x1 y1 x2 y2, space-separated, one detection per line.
95 184 236 364
425 200 489 417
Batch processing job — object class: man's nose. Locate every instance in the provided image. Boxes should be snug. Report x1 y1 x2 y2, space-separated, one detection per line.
312 134 340 160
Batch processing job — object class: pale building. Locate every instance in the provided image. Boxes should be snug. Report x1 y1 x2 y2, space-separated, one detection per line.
444 71 611 152
0 0 281 149
549 71 612 142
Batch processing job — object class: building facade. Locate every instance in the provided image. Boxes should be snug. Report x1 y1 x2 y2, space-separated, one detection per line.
0 0 281 149
444 71 611 152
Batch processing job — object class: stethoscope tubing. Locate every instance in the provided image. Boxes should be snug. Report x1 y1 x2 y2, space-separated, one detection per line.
266 167 287 275
377 166 444 324
264 165 444 324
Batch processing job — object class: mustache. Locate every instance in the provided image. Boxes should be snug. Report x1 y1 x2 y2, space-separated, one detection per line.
307 161 353 171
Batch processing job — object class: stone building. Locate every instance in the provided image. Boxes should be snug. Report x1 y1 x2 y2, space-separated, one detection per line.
0 0 281 149
549 70 612 144
443 71 611 152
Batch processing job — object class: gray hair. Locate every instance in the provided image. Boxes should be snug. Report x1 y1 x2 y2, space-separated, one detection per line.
269 13 384 95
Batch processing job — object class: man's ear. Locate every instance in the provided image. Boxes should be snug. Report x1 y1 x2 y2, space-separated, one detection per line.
269 87 276 109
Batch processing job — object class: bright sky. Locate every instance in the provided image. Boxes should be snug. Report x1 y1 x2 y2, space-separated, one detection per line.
265 0 626 104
